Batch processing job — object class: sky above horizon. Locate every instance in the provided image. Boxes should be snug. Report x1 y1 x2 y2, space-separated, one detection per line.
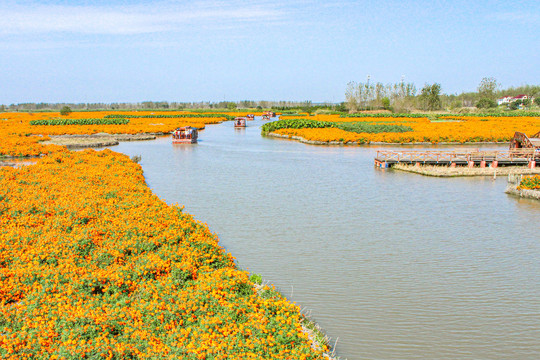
1 0 539 104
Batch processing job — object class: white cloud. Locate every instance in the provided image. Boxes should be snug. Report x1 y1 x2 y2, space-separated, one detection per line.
0 1 284 35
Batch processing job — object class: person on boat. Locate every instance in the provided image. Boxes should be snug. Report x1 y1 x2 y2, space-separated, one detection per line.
186 127 192 139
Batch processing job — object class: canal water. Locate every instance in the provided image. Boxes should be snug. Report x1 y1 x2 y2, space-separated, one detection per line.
108 118 540 360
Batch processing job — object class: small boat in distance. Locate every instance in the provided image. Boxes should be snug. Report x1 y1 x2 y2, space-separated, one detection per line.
234 117 247 128
172 126 198 144
246 114 255 120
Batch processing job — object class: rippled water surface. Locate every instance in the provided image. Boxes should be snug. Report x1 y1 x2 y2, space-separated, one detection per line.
109 118 540 360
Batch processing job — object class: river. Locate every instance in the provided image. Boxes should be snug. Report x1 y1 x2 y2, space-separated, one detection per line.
107 117 540 360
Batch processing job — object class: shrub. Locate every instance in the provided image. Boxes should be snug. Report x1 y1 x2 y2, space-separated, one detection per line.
476 98 497 109
59 106 72 116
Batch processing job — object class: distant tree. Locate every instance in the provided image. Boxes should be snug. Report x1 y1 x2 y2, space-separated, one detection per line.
476 98 497 109
0 105 5 112
509 100 522 110
534 97 540 106
478 77 499 100
60 106 72 116
345 81 358 112
381 97 391 110
226 102 237 110
420 83 442 110
334 102 347 112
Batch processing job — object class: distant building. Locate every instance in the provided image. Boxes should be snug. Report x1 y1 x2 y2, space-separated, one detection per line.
497 94 530 106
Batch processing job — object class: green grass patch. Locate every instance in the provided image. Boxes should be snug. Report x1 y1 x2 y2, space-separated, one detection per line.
105 113 235 120
261 118 412 134
30 118 129 126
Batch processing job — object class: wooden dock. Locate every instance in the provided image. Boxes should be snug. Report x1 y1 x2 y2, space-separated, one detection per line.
375 149 540 168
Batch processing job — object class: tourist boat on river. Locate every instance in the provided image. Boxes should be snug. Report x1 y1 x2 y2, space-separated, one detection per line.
246 114 255 120
172 126 198 144
234 117 247 128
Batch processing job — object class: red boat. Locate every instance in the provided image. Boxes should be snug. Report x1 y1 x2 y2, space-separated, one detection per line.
172 126 198 144
234 117 247 128
246 114 255 120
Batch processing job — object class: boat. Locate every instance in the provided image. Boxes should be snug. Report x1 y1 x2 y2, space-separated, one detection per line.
234 117 247 128
172 126 198 144
246 114 255 120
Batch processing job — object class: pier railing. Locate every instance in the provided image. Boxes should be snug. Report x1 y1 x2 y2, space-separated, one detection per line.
375 149 539 164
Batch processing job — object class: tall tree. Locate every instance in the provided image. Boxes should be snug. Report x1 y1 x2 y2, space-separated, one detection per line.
345 81 358 112
477 77 499 100
420 83 442 110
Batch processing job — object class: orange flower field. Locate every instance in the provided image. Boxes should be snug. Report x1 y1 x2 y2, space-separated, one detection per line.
0 111 329 359
274 114 540 144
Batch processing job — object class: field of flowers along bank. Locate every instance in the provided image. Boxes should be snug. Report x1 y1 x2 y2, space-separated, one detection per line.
0 112 330 359
270 114 540 144
0 111 241 158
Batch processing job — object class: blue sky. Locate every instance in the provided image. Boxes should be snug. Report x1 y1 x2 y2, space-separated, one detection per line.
1 0 538 103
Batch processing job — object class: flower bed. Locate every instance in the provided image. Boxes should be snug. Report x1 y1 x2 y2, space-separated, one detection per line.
0 150 329 359
269 114 540 144
0 111 331 359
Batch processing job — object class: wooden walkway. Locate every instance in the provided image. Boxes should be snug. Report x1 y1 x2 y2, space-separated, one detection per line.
375 149 540 168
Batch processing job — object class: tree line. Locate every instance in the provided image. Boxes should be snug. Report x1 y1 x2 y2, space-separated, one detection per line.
344 77 540 113
0 100 343 112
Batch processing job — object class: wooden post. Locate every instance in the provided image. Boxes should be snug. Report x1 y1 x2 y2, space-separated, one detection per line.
491 161 498 168
480 161 486 168
529 160 536 169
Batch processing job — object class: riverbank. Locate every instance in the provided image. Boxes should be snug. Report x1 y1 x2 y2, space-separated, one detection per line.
41 133 158 148
392 163 540 177
505 174 540 200
266 132 508 146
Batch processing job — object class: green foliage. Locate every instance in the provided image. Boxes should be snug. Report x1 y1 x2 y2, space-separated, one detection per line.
337 122 413 134
381 97 391 110
249 273 263 285
226 102 237 110
476 98 497 109
261 119 335 133
509 101 521 110
477 77 499 100
59 106 72 116
420 83 442 110
104 113 235 120
341 113 426 118
261 119 412 135
535 98 540 106
519 175 540 190
30 118 129 125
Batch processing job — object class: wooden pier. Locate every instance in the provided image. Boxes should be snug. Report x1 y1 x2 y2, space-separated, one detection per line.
375 149 540 168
